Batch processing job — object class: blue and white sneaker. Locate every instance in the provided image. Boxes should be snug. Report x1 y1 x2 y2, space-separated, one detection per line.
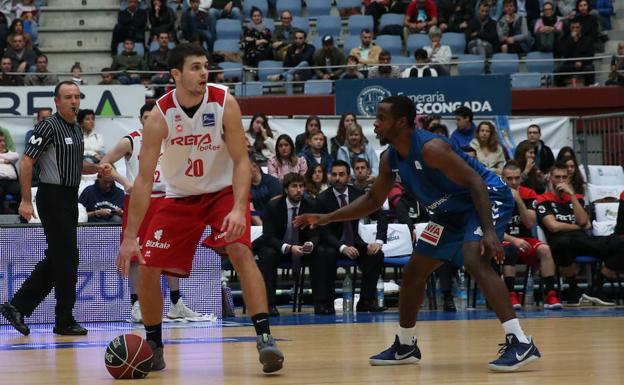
369 335 421 366
488 334 541 372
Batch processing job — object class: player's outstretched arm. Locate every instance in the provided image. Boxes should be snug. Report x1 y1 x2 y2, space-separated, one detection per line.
101 137 133 190
294 151 395 229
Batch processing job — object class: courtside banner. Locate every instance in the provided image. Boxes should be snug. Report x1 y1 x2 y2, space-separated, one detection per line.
335 75 511 117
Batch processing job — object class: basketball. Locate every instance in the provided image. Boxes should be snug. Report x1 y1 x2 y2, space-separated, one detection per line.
105 334 153 379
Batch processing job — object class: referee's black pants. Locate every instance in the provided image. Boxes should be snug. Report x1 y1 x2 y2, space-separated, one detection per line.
11 184 79 325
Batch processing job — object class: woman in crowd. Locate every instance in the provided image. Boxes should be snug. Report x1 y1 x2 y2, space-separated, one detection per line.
575 0 599 42
267 134 307 181
246 113 275 166
561 155 586 195
556 146 577 163
7 18 33 49
423 26 451 76
469 121 506 175
533 1 562 52
242 6 273 68
148 0 177 42
514 139 546 193
337 123 379 178
295 115 328 153
80 109 104 164
330 112 358 159
304 163 329 199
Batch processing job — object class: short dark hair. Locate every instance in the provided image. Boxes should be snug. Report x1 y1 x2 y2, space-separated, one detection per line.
379 50 391 59
331 160 351 175
354 158 370 169
294 28 306 38
527 124 541 134
36 107 53 118
283 172 305 190
54 80 78 97
551 161 569 173
414 48 428 60
347 55 359 64
429 123 449 137
360 28 372 35
454 106 474 122
503 160 521 172
168 42 209 71
36 54 48 62
78 109 95 124
380 95 416 130
140 104 151 118
503 0 516 6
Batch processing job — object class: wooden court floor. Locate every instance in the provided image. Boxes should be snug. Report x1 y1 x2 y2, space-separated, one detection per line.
0 312 623 385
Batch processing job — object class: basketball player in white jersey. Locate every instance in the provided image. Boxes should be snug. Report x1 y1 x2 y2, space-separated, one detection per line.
117 43 284 374
101 105 208 324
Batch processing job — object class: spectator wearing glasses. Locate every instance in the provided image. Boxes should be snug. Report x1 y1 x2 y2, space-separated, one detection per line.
272 10 295 61
25 54 58 86
533 1 562 53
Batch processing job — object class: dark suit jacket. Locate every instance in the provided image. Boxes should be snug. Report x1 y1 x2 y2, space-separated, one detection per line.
261 196 320 251
317 186 388 250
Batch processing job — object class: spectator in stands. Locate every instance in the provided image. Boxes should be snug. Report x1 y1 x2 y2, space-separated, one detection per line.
299 131 334 175
257 173 330 316
596 0 615 31
0 12 8 55
208 0 242 31
24 54 58 86
304 163 329 199
7 19 32 49
148 0 176 42
295 115 327 154
111 38 144 84
0 124 13 152
533 2 562 53
267 29 315 96
317 160 387 313
537 162 622 305
98 67 120 85
606 41 624 86
111 0 147 54
78 173 124 223
466 1 499 57
147 31 172 86
312 35 346 80
5 33 35 72
246 113 275 166
337 124 379 177
242 6 273 67
437 0 473 33
24 107 52 146
470 121 506 175
340 55 366 80
368 50 402 78
449 106 476 149
349 29 381 73
80 109 105 164
182 0 214 51
272 10 295 61
390 0 412 14
267 134 308 181
514 140 546 193
497 0 532 53
574 0 599 43
250 157 282 214
0 131 19 214
0 56 23 85
364 0 391 33
70 62 86 85
560 155 585 195
423 26 451 75
403 0 438 40
557 0 577 20
13 0 38 21
526 124 555 175
402 48 438 77
501 161 561 310
331 113 358 159
429 122 449 137
352 158 374 191
555 146 576 162
516 0 541 32
554 19 595 86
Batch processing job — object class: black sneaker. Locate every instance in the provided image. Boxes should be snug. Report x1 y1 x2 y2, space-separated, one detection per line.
147 340 166 371
53 320 88 336
0 302 30 336
443 295 456 312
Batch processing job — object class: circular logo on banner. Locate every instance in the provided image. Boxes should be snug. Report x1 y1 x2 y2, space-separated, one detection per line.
357 86 392 116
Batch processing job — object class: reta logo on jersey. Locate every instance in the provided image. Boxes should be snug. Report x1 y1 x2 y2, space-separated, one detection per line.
145 229 171 250
170 133 221 152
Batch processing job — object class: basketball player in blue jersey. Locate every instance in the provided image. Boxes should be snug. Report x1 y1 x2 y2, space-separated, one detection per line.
294 96 540 371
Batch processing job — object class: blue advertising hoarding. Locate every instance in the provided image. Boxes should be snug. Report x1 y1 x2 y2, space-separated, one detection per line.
335 75 511 117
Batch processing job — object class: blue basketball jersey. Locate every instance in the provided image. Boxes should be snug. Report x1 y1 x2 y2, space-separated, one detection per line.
387 129 507 216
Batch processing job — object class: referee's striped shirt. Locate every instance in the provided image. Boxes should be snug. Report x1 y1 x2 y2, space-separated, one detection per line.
24 112 84 188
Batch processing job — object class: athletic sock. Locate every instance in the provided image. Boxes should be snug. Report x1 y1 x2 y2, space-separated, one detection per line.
397 326 416 345
170 290 181 305
543 276 555 292
251 313 271 336
130 294 138 305
566 276 578 291
504 276 515 292
145 323 163 348
502 319 529 344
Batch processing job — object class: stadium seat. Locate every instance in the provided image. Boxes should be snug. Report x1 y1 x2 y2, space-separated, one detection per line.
347 15 374 35
511 72 543 88
526 51 554 74
379 13 404 31
406 34 430 56
490 53 520 75
306 1 331 16
343 34 361 56
391 55 412 69
304 80 333 95
234 82 264 96
594 202 620 222
277 0 301 15
586 183 624 203
257 60 284 81
216 19 243 40
440 32 465 54
456 54 485 76
375 35 402 57
586 165 624 185
336 0 362 12
218 61 244 81
315 15 342 38
291 16 309 34
243 0 268 17
263 18 275 32
213 39 241 54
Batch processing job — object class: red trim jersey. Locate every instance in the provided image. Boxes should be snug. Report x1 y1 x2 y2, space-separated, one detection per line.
536 191 586 240
506 186 538 238
124 130 166 198
155 83 233 197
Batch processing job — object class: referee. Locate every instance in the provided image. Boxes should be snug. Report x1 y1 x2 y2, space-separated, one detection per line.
0 81 110 336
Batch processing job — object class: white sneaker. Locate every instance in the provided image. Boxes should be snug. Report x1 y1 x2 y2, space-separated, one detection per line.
384 280 400 294
167 298 206 321
130 301 142 323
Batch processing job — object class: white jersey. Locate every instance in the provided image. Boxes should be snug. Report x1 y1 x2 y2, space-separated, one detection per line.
155 83 234 197
124 130 166 198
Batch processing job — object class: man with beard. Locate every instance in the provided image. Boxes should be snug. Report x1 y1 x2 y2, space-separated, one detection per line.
267 29 315 95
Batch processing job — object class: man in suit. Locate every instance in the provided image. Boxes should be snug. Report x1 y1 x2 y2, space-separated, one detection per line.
257 173 332 315
317 160 387 312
